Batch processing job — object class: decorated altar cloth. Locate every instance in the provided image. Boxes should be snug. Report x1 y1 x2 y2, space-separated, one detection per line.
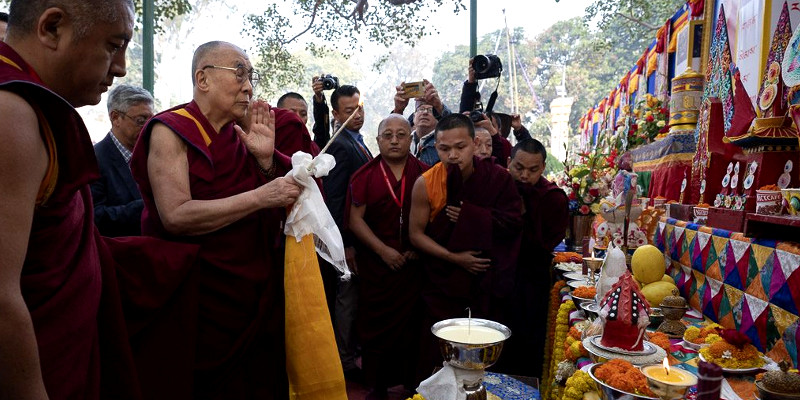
630 132 696 201
655 218 800 366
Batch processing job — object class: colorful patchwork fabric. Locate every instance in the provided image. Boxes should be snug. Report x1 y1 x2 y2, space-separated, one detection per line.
697 5 734 142
657 218 800 366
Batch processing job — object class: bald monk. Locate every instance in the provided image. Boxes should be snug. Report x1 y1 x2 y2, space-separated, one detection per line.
409 113 523 379
0 0 194 398
130 41 301 398
347 114 428 398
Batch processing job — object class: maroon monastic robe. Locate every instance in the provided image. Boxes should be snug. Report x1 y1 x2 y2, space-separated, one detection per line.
505 177 569 377
417 157 523 380
274 106 320 157
0 42 198 400
346 155 428 389
491 134 512 168
130 101 292 399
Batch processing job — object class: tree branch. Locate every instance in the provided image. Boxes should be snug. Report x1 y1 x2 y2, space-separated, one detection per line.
283 0 323 45
614 11 659 30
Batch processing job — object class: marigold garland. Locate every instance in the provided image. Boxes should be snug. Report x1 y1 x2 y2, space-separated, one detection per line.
542 281 567 390
544 299 576 399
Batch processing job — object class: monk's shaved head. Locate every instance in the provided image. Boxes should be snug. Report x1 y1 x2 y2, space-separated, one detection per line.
191 41 247 85
8 0 133 40
378 113 411 134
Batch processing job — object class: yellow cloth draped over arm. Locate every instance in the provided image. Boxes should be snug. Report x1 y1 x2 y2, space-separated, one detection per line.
284 234 347 400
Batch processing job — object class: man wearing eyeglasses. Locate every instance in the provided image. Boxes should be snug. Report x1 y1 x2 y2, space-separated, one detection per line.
346 114 428 399
392 80 451 166
130 40 302 398
91 84 153 237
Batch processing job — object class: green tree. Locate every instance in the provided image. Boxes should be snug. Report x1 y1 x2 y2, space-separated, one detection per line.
244 0 464 93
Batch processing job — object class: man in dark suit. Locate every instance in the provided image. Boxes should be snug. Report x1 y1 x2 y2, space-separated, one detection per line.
91 84 154 236
322 84 371 382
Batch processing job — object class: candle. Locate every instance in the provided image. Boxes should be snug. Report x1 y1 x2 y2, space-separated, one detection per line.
319 100 364 155
435 325 506 344
642 363 698 386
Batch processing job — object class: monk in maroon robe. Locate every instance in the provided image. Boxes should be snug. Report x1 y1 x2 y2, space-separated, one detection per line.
0 2 202 399
409 114 523 381
130 41 302 399
275 91 321 157
506 138 569 378
0 3 141 398
347 115 428 398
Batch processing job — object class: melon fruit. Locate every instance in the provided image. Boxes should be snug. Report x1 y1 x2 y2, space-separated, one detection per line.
641 281 679 306
632 244 666 284
661 274 675 285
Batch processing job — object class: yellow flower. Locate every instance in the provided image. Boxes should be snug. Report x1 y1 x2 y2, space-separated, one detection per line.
656 120 666 128
645 111 653 118
590 203 601 214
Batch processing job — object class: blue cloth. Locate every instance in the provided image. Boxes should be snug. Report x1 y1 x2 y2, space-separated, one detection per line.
416 132 439 166
484 372 540 400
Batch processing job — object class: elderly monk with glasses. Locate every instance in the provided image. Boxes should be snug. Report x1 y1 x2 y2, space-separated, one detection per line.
130 40 303 399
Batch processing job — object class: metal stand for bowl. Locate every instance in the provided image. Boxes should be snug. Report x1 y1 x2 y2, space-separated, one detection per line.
432 318 512 400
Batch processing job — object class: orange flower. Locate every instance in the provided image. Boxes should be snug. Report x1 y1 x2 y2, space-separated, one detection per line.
573 286 597 298
648 332 671 352
595 359 657 397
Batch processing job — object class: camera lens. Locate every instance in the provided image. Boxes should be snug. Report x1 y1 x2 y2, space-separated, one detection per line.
474 55 492 74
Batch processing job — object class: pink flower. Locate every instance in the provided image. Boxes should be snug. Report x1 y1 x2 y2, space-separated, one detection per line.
579 205 591 215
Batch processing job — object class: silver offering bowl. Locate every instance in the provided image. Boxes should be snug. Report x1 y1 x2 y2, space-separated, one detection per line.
432 318 511 400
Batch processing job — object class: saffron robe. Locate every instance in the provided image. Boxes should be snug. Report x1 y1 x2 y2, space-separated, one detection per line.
0 42 200 400
505 177 569 377
416 157 523 379
347 155 428 389
130 100 292 399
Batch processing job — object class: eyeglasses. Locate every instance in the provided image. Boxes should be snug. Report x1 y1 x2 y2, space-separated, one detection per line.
379 132 409 140
118 111 149 126
202 65 260 89
417 106 434 115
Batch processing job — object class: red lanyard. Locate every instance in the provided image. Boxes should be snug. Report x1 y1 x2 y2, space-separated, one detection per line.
378 161 406 236
379 161 406 209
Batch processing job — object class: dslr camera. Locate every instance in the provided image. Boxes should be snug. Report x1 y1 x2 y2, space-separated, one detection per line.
317 74 340 91
470 101 485 123
473 54 503 80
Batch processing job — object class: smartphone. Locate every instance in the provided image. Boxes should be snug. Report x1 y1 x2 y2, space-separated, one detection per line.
401 81 425 99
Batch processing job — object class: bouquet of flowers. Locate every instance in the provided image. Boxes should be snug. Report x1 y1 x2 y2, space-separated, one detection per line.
625 94 670 147
553 142 616 216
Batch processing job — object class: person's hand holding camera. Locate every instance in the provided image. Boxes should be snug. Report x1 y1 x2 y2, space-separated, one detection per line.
393 83 409 115
312 76 324 102
474 113 498 136
467 58 476 84
422 79 443 114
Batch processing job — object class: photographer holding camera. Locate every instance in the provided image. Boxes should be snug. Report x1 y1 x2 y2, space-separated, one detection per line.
311 74 340 149
392 79 452 165
458 56 513 166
